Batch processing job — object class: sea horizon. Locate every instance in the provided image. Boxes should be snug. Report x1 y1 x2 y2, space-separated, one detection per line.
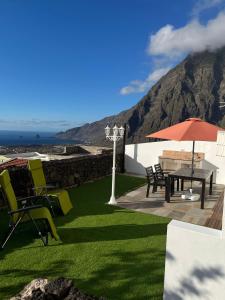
0 130 76 146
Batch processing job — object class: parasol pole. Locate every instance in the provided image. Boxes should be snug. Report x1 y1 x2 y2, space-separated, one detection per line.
191 140 195 190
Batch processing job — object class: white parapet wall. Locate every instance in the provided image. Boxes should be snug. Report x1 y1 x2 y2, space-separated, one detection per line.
164 219 225 300
125 141 225 184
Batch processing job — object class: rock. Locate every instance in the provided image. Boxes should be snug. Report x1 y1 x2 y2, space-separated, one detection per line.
11 278 106 300
29 288 47 300
10 278 49 300
64 286 106 300
44 278 73 299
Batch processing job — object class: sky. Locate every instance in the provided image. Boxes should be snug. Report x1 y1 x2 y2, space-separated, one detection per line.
1 0 225 131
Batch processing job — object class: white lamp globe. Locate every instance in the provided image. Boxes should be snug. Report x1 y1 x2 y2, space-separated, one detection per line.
119 126 125 137
105 125 110 137
113 125 119 136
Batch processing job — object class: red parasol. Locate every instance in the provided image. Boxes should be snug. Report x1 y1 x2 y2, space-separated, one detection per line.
146 118 224 174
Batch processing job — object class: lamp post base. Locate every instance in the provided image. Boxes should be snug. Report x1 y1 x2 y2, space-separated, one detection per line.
108 196 117 205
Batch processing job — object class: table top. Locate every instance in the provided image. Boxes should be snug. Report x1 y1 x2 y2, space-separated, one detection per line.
169 168 213 180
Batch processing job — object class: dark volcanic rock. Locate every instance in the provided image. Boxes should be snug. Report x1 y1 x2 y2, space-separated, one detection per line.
57 47 225 145
11 278 106 300
64 286 105 300
44 278 73 299
30 289 48 300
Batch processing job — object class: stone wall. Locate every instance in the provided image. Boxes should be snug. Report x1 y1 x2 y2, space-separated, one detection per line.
43 153 123 187
0 153 123 207
62 145 90 155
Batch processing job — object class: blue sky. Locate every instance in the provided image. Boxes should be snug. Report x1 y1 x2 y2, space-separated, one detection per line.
0 0 225 131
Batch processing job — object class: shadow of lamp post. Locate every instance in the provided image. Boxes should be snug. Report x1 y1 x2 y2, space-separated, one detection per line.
105 124 125 205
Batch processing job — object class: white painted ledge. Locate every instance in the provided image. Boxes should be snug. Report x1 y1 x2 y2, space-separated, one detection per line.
168 219 222 238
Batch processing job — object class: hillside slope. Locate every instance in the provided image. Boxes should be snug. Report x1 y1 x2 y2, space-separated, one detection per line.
57 47 225 145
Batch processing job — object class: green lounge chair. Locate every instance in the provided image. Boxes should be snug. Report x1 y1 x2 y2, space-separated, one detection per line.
28 159 73 215
0 169 59 249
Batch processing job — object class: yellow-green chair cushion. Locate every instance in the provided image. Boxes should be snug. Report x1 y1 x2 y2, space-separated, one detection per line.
28 159 47 191
47 189 72 215
28 159 73 215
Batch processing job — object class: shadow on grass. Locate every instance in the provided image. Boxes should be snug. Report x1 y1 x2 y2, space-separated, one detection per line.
77 248 166 300
56 175 146 226
0 175 167 299
0 175 146 260
58 223 167 244
0 215 61 260
0 259 73 298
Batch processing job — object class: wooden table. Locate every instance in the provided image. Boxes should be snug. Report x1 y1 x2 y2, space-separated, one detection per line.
165 168 213 209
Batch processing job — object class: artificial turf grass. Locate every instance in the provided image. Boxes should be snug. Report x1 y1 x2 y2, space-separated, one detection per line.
0 174 170 300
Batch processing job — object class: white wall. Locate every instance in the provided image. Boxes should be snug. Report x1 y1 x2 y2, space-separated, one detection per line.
125 141 225 184
164 220 225 300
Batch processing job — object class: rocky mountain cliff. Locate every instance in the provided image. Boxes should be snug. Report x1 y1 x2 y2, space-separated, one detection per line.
57 47 225 145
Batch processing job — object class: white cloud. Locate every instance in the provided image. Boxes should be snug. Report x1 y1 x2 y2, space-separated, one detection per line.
120 67 170 95
148 67 170 82
192 0 224 17
120 4 225 96
149 11 225 57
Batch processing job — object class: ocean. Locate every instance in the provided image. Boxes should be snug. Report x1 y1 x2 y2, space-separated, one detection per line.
0 130 75 146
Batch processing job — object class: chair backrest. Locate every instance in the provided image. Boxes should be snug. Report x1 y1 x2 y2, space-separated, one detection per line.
0 170 18 214
28 159 46 195
145 166 155 183
154 163 165 180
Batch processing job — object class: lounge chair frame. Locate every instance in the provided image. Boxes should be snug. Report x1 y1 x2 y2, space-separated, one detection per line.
0 169 59 249
1 202 49 249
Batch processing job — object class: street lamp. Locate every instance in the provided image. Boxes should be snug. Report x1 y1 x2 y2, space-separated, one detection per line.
105 124 125 205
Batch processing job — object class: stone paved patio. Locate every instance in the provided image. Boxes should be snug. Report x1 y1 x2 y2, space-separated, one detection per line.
117 182 225 227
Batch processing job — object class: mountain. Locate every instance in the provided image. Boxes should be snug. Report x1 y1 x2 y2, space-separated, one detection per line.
57 47 225 145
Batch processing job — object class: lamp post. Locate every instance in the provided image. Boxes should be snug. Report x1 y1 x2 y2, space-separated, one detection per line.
105 124 125 205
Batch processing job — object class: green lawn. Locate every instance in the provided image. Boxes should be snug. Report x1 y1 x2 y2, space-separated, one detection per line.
0 174 170 300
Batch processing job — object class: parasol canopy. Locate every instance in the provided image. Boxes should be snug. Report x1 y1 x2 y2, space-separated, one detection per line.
146 118 224 179
146 118 222 141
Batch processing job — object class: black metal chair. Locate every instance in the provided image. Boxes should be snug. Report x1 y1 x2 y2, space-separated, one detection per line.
145 166 166 197
154 163 165 180
154 163 180 192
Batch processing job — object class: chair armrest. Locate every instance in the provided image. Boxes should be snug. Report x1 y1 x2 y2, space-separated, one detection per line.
32 185 57 196
17 195 41 206
46 184 57 189
8 204 43 215
32 185 56 190
32 184 56 190
17 195 41 201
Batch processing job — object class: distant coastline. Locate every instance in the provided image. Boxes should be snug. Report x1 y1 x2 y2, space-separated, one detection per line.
0 130 76 146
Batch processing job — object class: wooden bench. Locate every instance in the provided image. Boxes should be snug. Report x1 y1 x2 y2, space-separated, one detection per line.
205 191 224 230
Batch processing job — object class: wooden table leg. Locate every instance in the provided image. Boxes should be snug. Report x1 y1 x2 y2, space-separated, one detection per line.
165 177 171 203
209 172 213 195
201 179 206 209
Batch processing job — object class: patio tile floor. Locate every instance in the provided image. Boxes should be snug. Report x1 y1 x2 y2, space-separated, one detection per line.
117 181 224 227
